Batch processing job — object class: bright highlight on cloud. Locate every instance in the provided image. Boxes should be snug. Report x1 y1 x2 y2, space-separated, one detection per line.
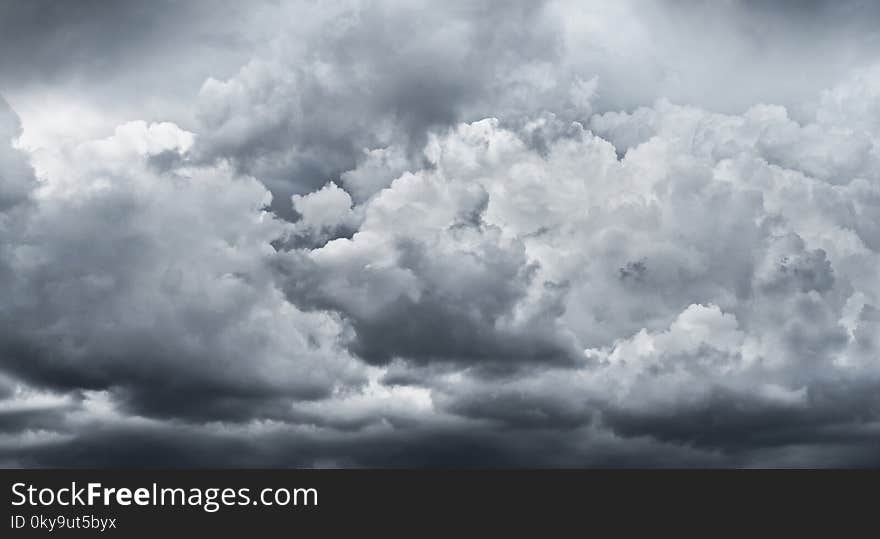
1 0 880 467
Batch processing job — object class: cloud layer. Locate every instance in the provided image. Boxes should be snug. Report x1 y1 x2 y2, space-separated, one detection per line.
2 0 880 467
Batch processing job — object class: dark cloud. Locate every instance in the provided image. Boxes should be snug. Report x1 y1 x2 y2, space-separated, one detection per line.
0 97 35 209
0 117 367 425
278 230 576 370
191 0 565 218
3 1 880 468
3 408 729 468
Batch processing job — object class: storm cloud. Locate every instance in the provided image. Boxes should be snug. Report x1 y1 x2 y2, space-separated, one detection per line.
2 0 880 467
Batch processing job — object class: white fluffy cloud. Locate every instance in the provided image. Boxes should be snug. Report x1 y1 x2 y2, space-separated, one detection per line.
271 67 880 463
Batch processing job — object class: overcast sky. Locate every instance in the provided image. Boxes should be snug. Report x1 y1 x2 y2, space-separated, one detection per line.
2 0 880 467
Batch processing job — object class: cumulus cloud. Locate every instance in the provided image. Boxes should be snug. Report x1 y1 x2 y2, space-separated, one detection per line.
2 1 880 467
277 70 880 464
1 112 371 425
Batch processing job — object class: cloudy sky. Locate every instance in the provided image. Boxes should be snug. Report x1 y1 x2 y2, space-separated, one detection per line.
2 0 880 467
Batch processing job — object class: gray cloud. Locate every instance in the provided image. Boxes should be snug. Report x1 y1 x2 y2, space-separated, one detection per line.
0 118 367 425
2 1 880 468
190 0 568 218
0 98 35 209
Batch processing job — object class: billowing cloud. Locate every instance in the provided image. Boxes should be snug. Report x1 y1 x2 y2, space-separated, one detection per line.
271 82 880 464
2 1 880 467
1 111 369 425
